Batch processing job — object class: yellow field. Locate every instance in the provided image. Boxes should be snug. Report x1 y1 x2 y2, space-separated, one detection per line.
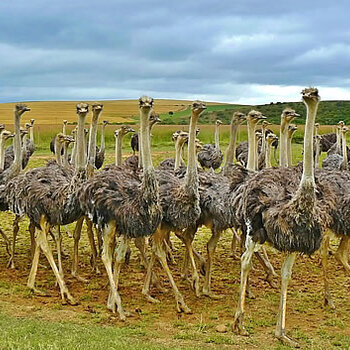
0 99 227 125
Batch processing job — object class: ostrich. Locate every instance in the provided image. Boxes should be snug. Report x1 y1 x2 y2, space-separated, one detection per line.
0 130 14 171
79 97 162 319
232 88 335 347
114 125 135 166
198 119 224 171
286 124 297 166
142 101 205 310
279 108 299 167
5 103 91 305
95 120 109 170
0 105 31 262
50 120 68 154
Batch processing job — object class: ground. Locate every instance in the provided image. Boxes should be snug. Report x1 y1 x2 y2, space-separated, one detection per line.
0 152 349 350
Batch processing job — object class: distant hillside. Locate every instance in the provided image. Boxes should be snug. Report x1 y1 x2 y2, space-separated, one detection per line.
159 100 350 125
1 99 349 125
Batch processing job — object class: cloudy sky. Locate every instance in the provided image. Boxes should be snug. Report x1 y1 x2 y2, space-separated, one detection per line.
1 0 350 104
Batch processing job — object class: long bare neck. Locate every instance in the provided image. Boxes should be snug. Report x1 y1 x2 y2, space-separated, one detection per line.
55 141 63 166
174 139 185 170
299 102 318 189
29 127 34 143
116 133 124 166
63 143 70 168
62 123 67 135
342 132 348 170
265 143 272 168
261 126 266 153
215 123 220 149
12 112 22 173
224 119 240 167
87 111 101 177
71 138 77 166
279 118 288 167
336 127 341 153
315 137 320 169
100 124 106 152
287 134 293 166
140 110 153 174
185 112 199 189
0 137 6 170
247 120 256 171
75 116 87 171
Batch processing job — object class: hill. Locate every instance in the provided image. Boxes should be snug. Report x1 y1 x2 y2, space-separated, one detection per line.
1 99 350 125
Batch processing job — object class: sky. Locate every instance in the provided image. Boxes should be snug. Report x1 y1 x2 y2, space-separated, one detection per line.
1 0 350 104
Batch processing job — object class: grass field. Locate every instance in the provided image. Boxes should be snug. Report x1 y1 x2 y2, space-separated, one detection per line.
0 126 349 350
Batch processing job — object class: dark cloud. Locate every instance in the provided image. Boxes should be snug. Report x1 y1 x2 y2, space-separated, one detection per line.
0 0 350 103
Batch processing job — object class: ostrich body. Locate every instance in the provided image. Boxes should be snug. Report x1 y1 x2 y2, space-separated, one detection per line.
79 97 161 320
232 88 336 347
198 119 223 171
5 103 91 305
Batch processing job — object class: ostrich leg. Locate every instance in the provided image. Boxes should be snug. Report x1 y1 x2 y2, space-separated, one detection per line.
232 235 256 335
35 217 77 305
8 214 21 269
202 230 222 299
101 223 126 320
29 220 36 258
51 225 64 279
230 227 241 259
143 227 191 313
0 228 11 257
334 237 350 274
71 217 88 282
275 253 299 347
86 217 100 274
321 235 336 309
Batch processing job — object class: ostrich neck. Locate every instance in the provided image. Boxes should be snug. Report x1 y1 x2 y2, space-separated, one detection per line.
12 112 22 173
174 139 184 170
55 141 63 166
336 128 341 153
299 102 318 189
215 124 220 149
23 135 27 152
62 124 67 135
87 111 101 176
279 119 289 167
287 135 292 166
75 114 87 171
342 132 348 169
261 126 266 153
315 138 320 169
71 140 76 166
247 120 256 171
185 112 199 190
29 127 34 143
63 143 70 168
224 120 240 167
100 124 106 152
265 144 272 168
116 133 124 166
0 138 6 170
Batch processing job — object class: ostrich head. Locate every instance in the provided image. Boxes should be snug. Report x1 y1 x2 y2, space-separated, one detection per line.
341 126 349 136
1 130 15 141
337 121 345 132
149 113 161 125
76 103 89 115
0 124 5 133
232 111 246 124
216 119 223 126
15 104 30 116
262 120 271 128
266 133 278 146
117 125 135 137
63 120 68 126
281 108 299 123
173 131 189 145
195 139 203 152
92 103 104 113
191 101 206 117
301 87 320 107
56 132 68 145
288 124 298 137
139 96 154 112
24 122 32 131
247 110 266 125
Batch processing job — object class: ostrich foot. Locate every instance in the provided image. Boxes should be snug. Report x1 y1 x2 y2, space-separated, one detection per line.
232 311 249 336
61 291 78 306
265 273 277 289
176 299 192 314
275 333 300 348
143 293 160 304
71 271 89 283
246 289 255 299
324 294 336 310
30 287 50 297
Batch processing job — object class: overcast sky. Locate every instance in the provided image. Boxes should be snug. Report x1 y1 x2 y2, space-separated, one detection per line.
1 0 350 104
